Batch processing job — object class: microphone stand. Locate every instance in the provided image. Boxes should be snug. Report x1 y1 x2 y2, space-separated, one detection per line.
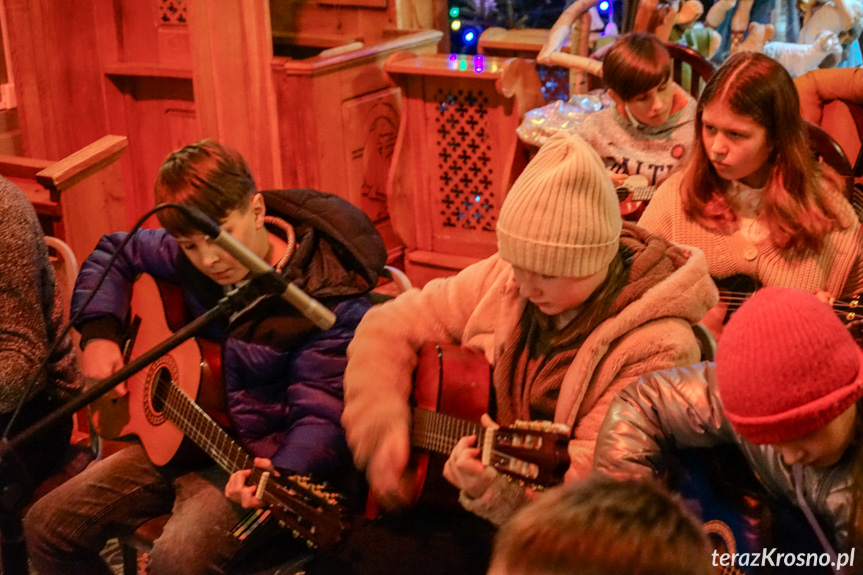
0 273 291 575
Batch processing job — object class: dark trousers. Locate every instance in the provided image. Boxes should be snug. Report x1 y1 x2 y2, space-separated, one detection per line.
301 504 497 575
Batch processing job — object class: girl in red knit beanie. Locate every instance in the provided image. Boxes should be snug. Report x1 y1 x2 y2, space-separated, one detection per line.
595 286 863 572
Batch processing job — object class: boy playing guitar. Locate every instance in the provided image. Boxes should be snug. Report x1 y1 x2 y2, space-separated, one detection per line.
24 140 387 574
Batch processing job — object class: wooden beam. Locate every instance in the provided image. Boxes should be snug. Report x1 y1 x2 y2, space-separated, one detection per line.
188 0 282 188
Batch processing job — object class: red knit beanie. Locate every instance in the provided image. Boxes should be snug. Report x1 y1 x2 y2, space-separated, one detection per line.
716 286 863 445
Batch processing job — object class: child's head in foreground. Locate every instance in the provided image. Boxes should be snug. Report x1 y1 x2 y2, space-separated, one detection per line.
488 475 712 575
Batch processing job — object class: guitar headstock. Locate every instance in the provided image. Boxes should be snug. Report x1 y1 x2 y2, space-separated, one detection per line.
482 420 571 488
831 293 863 347
246 469 347 549
848 319 863 349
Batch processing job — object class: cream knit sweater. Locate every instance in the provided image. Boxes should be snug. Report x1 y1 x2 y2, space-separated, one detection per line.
639 171 863 298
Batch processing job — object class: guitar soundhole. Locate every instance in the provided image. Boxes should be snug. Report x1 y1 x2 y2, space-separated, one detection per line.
142 356 177 426
152 367 171 412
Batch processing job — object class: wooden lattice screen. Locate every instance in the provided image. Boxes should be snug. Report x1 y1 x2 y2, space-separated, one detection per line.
384 53 544 286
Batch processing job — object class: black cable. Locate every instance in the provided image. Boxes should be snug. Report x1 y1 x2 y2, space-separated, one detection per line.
1 203 183 442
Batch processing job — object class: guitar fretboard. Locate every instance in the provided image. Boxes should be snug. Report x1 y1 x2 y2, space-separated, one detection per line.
617 185 656 203
718 291 861 324
411 408 483 456
161 383 251 476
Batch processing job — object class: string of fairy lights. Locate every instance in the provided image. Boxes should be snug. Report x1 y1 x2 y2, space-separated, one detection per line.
447 1 616 54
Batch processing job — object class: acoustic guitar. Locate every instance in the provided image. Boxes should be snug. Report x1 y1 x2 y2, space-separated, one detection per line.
714 274 863 345
88 273 346 548
617 174 657 221
669 446 833 575
377 342 570 514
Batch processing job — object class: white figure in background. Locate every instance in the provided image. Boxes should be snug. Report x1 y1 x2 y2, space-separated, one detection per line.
762 30 844 76
705 0 800 61
798 0 863 68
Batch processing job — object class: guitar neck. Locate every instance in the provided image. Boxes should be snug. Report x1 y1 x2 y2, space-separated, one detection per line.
411 407 483 456
627 184 655 202
162 384 251 476
617 184 656 203
718 290 861 325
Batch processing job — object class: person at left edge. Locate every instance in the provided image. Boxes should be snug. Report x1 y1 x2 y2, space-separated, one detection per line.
23 139 387 575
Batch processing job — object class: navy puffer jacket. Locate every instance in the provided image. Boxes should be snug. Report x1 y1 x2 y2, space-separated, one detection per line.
72 189 387 480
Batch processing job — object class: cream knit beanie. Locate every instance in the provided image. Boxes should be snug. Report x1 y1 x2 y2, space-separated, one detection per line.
497 132 621 277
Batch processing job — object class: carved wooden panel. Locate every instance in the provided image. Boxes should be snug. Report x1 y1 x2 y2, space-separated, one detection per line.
106 76 198 222
432 87 498 235
383 53 544 285
342 87 401 223
158 0 187 25
536 64 570 103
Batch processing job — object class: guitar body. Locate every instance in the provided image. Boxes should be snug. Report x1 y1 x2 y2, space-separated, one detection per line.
413 343 491 421
619 196 648 222
669 446 832 575
409 342 492 508
616 175 655 221
365 342 569 518
89 273 226 466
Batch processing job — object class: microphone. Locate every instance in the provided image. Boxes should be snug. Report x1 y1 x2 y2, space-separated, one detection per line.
171 204 337 330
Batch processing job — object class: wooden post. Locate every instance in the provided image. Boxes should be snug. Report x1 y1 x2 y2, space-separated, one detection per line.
3 0 107 160
187 0 283 189
568 11 594 96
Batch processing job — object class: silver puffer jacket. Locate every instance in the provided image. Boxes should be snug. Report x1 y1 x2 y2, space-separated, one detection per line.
594 362 857 552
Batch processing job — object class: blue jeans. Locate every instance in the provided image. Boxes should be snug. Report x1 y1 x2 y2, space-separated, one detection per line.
24 444 245 575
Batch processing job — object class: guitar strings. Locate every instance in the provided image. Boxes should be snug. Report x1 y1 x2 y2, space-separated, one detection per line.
717 292 859 319
153 382 252 474
153 381 334 506
144 380 346 548
411 409 540 481
412 409 482 454
717 292 858 306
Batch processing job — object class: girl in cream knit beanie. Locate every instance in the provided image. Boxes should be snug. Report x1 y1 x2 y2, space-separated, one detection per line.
497 132 622 278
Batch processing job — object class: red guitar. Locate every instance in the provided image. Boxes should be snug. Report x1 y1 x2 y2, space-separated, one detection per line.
89 274 346 548
376 342 570 514
616 175 657 221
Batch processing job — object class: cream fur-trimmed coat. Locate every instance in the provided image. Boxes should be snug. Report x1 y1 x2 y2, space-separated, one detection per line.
342 247 718 525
